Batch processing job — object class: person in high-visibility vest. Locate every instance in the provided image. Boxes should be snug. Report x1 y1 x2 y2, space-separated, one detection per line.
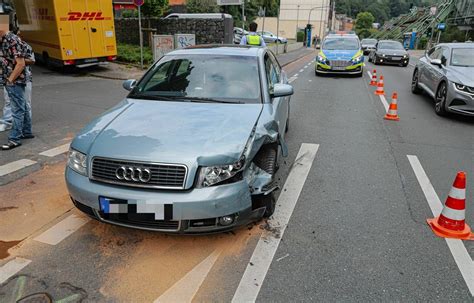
240 22 266 47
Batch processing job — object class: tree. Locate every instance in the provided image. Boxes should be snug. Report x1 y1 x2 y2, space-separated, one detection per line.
355 11 375 31
141 0 168 18
187 0 219 13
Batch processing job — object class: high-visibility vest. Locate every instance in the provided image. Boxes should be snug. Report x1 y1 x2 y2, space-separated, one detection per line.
246 34 261 46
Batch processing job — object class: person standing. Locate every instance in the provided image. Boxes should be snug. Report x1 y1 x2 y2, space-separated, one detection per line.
0 18 33 150
0 29 34 132
240 22 266 47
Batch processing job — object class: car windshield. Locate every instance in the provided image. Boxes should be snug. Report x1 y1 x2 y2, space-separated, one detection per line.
322 38 359 50
361 39 377 45
130 55 262 104
378 41 404 50
451 48 474 67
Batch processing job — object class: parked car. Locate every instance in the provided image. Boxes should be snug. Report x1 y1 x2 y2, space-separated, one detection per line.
315 33 364 77
368 40 409 67
411 43 474 116
66 45 293 233
258 31 288 44
234 27 248 44
361 38 377 55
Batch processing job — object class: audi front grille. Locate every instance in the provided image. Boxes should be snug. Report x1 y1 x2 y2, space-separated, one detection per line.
91 157 187 190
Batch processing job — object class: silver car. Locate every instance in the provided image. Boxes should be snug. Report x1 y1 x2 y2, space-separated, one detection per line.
258 31 288 44
412 43 474 116
66 46 293 233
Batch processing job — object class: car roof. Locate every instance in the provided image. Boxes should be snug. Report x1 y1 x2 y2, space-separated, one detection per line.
166 45 264 57
436 42 474 48
378 40 402 43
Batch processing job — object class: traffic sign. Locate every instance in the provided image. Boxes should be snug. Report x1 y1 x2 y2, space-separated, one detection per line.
134 0 144 7
437 23 446 31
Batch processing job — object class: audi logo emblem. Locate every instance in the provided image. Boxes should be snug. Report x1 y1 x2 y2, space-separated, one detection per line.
115 166 152 183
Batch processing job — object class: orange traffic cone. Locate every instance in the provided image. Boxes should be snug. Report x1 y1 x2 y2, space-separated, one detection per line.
370 70 377 86
375 75 385 95
427 172 474 240
384 92 400 121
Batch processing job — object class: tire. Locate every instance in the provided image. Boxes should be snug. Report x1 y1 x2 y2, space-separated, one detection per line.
315 70 322 77
434 82 448 116
411 69 422 94
253 145 278 217
356 70 363 77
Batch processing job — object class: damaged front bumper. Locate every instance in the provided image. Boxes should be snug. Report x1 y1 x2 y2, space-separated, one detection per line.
67 166 269 234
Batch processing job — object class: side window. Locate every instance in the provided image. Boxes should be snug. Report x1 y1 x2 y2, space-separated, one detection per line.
429 47 443 60
427 47 437 58
269 53 281 83
264 54 280 93
143 61 172 91
176 59 191 76
441 47 450 66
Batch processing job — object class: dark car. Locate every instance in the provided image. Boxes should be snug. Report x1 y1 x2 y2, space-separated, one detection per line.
361 38 377 55
411 43 474 116
368 40 409 67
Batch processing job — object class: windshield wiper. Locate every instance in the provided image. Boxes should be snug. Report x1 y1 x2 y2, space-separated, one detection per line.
179 96 243 104
129 94 184 101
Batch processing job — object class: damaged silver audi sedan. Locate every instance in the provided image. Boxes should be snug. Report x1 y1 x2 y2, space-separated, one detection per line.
66 45 293 233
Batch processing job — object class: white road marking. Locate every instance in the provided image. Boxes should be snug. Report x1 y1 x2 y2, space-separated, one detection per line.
367 71 372 78
154 249 221 303
293 73 298 77
308 79 312 82
379 95 390 112
39 143 70 157
34 214 90 245
0 258 31 284
288 78 296 84
232 143 320 303
407 155 474 296
0 159 37 177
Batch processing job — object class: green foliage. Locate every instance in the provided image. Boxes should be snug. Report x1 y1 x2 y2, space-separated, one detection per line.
355 11 375 33
121 9 138 18
296 31 305 42
187 0 219 13
117 43 154 66
439 25 474 43
141 0 168 18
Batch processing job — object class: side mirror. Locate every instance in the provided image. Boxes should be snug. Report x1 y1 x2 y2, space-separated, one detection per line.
271 83 294 98
405 47 409 51
430 59 442 67
123 79 137 91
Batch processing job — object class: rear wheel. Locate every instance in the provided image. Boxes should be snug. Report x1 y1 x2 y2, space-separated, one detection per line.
434 82 448 116
411 69 422 94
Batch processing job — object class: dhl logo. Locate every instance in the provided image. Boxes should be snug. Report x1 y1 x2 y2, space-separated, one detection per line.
60 12 112 21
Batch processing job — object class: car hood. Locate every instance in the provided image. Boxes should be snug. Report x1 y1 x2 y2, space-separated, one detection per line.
321 49 359 60
448 66 474 86
72 99 263 166
377 49 407 56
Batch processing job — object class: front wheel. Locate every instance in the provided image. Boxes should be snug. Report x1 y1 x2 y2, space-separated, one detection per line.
434 82 448 116
411 69 422 94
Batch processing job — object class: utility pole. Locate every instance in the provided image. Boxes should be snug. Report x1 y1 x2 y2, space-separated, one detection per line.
296 4 300 39
242 0 245 30
318 0 326 40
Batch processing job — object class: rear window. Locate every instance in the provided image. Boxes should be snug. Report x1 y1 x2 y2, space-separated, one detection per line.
362 39 377 45
378 41 404 50
451 48 474 67
322 38 360 50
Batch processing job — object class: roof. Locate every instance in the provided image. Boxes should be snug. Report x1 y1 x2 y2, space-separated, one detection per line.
167 45 264 57
437 42 474 48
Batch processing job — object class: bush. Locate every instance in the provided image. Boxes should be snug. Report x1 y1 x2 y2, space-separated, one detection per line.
296 31 304 42
117 43 154 66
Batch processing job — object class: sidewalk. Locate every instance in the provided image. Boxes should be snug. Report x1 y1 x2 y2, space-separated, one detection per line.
88 43 310 81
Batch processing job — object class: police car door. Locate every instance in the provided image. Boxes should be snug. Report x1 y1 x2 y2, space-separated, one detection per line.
264 52 288 136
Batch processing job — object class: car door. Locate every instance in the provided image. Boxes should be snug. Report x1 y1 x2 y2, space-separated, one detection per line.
422 46 443 95
265 52 288 136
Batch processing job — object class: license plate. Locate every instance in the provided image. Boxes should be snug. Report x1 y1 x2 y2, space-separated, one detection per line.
84 58 99 63
391 57 402 61
99 197 172 220
332 66 346 71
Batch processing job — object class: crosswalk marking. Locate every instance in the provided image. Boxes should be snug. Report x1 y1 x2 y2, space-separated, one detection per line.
39 143 70 157
34 214 90 245
0 258 31 284
0 159 37 177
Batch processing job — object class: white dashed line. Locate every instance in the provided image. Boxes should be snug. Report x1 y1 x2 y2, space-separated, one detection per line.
379 95 390 112
154 249 221 303
293 74 298 77
407 155 474 296
0 159 37 177
0 258 31 284
232 143 320 303
299 69 304 72
34 214 90 245
367 71 372 78
39 143 70 157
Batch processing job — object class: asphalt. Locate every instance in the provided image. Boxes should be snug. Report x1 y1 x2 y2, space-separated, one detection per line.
0 52 473 302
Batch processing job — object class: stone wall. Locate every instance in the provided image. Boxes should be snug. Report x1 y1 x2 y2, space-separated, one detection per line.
115 18 232 46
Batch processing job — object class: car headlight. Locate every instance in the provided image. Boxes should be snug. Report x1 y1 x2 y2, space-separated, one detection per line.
197 156 245 188
403 55 408 58
454 83 474 95
68 149 87 176
317 55 327 63
352 55 363 63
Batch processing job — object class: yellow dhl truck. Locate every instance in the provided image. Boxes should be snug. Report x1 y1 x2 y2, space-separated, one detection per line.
13 0 117 67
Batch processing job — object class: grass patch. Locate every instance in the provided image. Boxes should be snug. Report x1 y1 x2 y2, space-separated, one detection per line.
117 43 154 66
